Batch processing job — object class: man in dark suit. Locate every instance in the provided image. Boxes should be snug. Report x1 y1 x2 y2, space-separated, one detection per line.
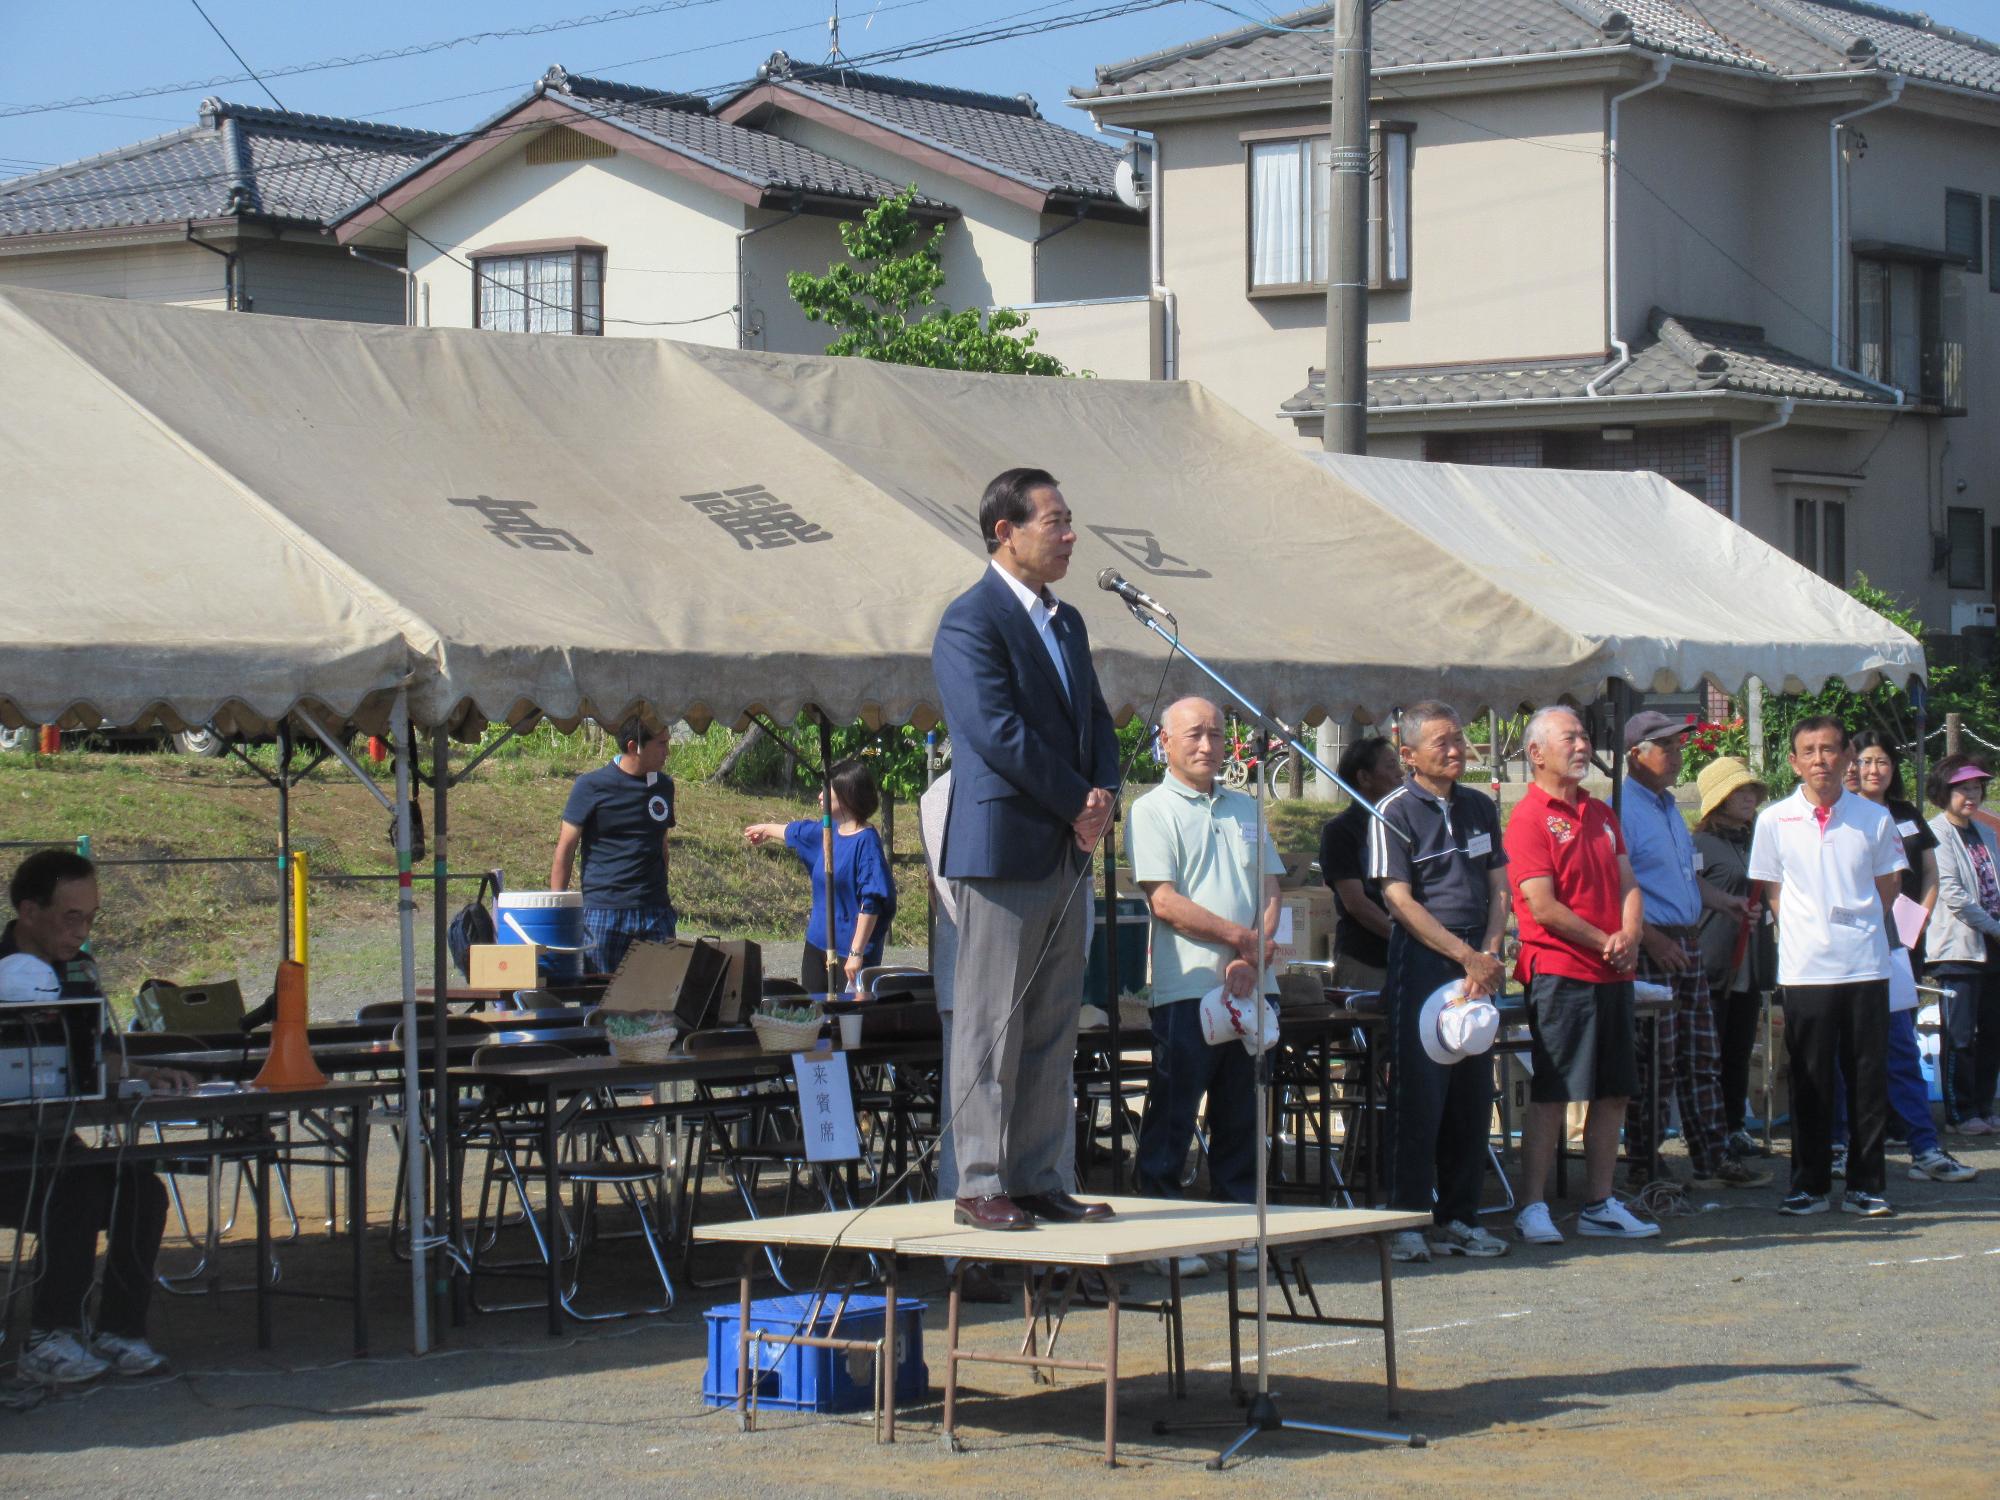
932 467 1121 1230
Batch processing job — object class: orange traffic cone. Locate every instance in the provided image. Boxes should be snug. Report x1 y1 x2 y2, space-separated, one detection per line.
253 959 327 1091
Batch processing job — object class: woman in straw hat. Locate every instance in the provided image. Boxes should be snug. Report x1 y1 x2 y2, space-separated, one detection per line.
1692 757 1776 1160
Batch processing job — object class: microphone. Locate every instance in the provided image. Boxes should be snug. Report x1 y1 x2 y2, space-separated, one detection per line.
1097 568 1172 617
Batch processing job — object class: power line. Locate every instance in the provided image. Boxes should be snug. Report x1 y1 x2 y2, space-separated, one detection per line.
0 1 738 121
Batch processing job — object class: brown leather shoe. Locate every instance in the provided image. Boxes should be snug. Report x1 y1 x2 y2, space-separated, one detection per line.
1015 1191 1114 1224
954 1194 1033 1231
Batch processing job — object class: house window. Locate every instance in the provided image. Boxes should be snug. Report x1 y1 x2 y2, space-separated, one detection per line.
1854 253 1964 410
473 247 604 335
1946 189 1982 276
1246 124 1411 294
1793 497 1846 585
1947 505 1985 589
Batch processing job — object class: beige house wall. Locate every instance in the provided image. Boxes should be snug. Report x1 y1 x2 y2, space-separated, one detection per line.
0 241 229 309
743 209 859 354
1007 295 1154 379
1150 84 1606 443
402 132 745 344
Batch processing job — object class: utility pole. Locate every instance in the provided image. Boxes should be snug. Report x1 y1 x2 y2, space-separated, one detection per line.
1321 0 1370 457
1314 0 1372 799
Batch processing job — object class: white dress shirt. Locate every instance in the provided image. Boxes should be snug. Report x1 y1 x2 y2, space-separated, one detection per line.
988 559 1070 701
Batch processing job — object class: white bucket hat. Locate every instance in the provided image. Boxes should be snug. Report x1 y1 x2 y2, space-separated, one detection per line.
1198 985 1280 1053
0 952 63 1004
1418 979 1500 1066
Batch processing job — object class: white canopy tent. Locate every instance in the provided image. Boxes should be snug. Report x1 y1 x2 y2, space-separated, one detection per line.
0 287 1927 1354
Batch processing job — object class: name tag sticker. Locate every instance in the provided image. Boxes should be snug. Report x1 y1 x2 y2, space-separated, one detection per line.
1692 850 1705 872
1829 906 1875 932
1897 819 1920 838
1466 832 1493 858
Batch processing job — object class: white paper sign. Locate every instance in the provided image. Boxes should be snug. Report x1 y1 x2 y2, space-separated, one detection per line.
792 1050 861 1162
1274 907 1294 946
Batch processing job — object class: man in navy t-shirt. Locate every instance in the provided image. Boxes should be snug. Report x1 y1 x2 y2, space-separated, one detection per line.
552 717 676 975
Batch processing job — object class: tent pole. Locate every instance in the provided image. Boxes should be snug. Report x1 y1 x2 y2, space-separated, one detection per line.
1608 682 1636 817
1101 804 1123 1192
818 713 837 992
277 721 292 960
392 691 430 1355
432 725 462 1330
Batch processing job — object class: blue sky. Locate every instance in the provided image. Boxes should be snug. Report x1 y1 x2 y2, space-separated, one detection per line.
3 0 1997 175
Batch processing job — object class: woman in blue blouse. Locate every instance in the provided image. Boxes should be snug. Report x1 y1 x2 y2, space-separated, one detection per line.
745 759 897 994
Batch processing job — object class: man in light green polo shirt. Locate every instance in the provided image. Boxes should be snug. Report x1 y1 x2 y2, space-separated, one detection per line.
1127 697 1283 1273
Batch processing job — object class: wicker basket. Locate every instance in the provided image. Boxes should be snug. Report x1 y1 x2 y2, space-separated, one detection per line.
607 1025 679 1064
750 1009 824 1053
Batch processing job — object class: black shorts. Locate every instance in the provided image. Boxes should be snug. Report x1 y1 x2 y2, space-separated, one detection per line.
1525 973 1639 1103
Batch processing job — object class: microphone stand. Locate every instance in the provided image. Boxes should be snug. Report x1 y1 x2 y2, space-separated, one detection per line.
1118 599 1423 1466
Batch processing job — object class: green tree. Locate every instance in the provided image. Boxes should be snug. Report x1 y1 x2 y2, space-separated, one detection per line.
787 185 1072 375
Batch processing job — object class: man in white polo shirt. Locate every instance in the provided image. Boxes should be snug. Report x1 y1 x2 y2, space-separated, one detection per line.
1126 696 1283 1278
1747 715 1907 1217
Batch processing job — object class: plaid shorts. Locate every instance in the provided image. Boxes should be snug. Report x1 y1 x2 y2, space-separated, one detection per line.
582 905 675 977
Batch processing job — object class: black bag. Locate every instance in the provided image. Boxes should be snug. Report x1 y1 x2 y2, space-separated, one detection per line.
447 869 505 980
669 937 731 1033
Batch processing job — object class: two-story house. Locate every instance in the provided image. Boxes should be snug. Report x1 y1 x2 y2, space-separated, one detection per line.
1074 0 2000 629
0 99 443 321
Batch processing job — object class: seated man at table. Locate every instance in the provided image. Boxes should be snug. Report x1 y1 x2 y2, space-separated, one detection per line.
0 850 192 1386
1126 696 1282 1280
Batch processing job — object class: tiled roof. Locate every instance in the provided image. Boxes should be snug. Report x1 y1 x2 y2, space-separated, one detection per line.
544 68 942 207
1078 0 2000 100
0 101 447 237
734 52 1125 202
1281 309 1896 414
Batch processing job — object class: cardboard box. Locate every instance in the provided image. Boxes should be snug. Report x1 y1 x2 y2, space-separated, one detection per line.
1277 852 1321 890
135 978 244 1032
601 939 729 1031
1274 887 1335 966
469 944 543 991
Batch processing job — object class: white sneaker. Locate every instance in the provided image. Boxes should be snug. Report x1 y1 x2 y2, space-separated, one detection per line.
1909 1148 1978 1183
1429 1220 1510 1258
1146 1254 1210 1280
1577 1198 1662 1239
1514 1201 1563 1245
17 1330 108 1387
1389 1229 1432 1263
1207 1246 1261 1273
88 1331 168 1377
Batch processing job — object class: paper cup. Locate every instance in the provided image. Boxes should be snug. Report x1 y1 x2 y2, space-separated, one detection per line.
838 1012 864 1049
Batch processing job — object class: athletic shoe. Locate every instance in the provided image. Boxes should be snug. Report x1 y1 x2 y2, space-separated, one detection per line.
1952 1117 1991 1136
1429 1220 1509 1258
1909 1148 1978 1183
1207 1246 1261 1274
1777 1191 1830 1216
1841 1190 1895 1218
1690 1158 1772 1189
1725 1129 1770 1159
1576 1198 1661 1239
1514 1202 1563 1245
1830 1145 1848 1180
1146 1254 1210 1280
17 1330 107 1387
1389 1230 1432 1263
87 1332 168 1377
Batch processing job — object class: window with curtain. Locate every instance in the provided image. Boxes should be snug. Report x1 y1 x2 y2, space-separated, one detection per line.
473 248 604 335
1948 506 1985 590
1946 189 1982 276
1247 125 1411 293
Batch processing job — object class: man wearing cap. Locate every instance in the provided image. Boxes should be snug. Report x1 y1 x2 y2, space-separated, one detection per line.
1367 702 1510 1262
1504 706 1658 1244
1620 712 1770 1192
0 850 190 1387
1127 696 1282 1278
1747 716 1906 1217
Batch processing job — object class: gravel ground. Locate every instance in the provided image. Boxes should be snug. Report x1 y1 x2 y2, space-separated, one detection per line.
6 1123 1997 1498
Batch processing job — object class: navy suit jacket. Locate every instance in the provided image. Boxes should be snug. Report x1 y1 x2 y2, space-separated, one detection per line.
932 566 1120 882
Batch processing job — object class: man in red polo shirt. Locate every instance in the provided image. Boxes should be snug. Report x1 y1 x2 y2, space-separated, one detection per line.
1505 706 1657 1245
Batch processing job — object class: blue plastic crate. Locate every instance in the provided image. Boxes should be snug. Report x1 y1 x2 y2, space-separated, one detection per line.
703 1294 927 1412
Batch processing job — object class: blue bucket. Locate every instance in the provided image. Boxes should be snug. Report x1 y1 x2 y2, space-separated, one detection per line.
496 891 585 982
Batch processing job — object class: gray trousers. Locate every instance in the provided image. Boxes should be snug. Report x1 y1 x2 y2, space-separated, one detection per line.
946 857 1089 1200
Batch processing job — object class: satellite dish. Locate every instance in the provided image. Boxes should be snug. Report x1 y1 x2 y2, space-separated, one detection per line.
1113 155 1151 211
